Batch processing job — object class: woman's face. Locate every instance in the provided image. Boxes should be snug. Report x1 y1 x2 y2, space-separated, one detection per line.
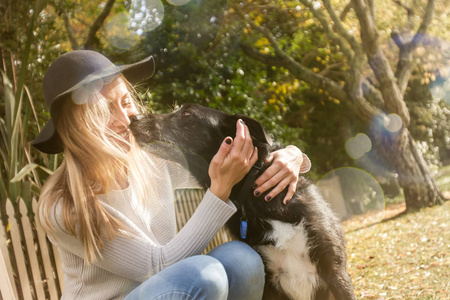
101 76 139 148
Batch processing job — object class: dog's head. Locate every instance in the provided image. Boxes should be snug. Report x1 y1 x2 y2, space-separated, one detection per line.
130 103 273 164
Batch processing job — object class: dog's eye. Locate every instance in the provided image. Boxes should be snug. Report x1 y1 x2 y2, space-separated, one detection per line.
182 110 191 116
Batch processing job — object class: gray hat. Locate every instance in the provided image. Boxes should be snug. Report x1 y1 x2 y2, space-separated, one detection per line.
31 50 155 154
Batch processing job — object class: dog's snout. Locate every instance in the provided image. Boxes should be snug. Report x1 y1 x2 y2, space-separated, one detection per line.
130 115 145 122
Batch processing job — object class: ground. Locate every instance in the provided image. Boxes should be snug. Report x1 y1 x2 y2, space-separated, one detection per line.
343 165 450 299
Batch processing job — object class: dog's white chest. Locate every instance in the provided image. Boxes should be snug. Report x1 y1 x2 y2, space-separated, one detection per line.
257 220 320 300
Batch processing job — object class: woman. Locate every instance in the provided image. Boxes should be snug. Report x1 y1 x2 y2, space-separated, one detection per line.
33 50 311 300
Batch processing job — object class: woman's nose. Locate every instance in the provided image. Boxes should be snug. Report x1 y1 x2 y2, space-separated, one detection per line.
112 107 131 127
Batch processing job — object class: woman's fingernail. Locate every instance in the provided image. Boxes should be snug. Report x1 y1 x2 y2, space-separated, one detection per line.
225 138 232 145
265 196 271 202
252 183 258 189
239 119 245 125
254 190 260 197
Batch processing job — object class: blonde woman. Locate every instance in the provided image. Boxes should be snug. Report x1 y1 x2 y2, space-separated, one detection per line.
32 50 311 300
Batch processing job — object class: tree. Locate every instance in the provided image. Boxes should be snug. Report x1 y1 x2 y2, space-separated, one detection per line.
228 0 447 210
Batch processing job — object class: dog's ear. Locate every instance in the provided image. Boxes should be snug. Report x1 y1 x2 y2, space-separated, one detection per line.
221 114 272 146
239 115 273 146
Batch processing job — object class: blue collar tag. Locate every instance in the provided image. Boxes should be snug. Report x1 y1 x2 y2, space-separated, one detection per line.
240 219 248 239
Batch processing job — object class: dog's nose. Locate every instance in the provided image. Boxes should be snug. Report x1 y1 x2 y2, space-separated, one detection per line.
130 115 145 122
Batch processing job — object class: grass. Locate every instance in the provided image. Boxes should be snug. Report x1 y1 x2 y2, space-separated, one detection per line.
343 165 450 299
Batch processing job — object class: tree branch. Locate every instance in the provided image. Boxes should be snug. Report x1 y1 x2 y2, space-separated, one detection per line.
239 43 286 66
340 2 352 21
84 0 116 50
392 0 414 30
367 0 376 22
410 0 435 49
321 0 377 119
233 4 347 102
299 0 357 62
391 29 404 48
321 0 366 79
318 62 345 76
395 0 435 94
62 11 79 50
351 0 410 125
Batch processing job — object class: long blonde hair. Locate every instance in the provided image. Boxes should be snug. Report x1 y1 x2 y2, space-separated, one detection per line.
38 75 156 264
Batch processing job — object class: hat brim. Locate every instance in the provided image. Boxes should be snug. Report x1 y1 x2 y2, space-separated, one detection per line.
31 119 64 154
31 56 155 154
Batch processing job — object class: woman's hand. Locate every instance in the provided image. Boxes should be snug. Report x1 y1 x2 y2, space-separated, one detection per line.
253 145 311 205
209 120 258 201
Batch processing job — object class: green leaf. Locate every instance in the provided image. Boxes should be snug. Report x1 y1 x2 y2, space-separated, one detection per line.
0 174 8 200
31 182 42 198
1 71 15 141
0 119 8 159
10 163 54 183
10 85 24 178
38 165 54 176
21 181 32 210
10 163 38 183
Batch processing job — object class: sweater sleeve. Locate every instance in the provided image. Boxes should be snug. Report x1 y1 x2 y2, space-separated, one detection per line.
47 189 236 282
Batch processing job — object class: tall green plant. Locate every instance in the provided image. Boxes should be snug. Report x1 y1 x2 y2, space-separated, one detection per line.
0 0 54 207
0 71 54 206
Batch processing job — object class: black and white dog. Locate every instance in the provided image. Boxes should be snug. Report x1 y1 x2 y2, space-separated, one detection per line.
130 104 356 300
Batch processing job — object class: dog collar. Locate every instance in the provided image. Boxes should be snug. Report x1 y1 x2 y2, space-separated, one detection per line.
237 160 264 239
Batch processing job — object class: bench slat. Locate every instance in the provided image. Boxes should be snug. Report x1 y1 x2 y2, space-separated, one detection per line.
20 199 46 299
6 199 33 300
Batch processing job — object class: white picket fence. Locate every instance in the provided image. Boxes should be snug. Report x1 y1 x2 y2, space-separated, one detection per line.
0 189 231 300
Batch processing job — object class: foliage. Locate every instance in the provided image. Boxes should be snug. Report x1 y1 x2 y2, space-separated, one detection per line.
0 0 56 210
0 71 54 206
436 164 450 193
405 77 450 169
135 0 310 147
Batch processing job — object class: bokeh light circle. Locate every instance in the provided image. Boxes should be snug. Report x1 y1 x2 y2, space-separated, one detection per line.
431 85 445 100
317 167 385 223
106 0 165 51
72 77 105 105
443 78 450 92
345 133 372 159
142 141 201 190
384 113 403 133
129 0 165 33
443 78 450 105
106 13 140 50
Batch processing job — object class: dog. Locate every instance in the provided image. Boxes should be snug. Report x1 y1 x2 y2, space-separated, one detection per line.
130 103 356 300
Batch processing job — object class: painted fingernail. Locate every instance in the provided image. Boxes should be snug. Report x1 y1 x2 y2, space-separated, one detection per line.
265 196 271 202
225 138 232 145
239 119 245 125
252 183 258 189
254 190 260 197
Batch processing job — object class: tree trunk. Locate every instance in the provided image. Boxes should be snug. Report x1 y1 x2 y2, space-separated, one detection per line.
370 116 444 210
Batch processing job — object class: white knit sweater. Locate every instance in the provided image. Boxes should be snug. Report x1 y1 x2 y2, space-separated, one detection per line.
47 156 237 300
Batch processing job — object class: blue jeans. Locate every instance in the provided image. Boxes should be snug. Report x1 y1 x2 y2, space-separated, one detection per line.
124 241 265 300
